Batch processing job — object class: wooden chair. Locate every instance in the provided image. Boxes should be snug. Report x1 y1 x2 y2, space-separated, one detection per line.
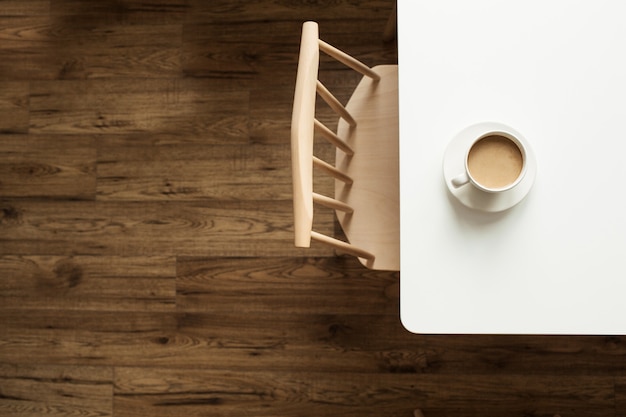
291 21 399 271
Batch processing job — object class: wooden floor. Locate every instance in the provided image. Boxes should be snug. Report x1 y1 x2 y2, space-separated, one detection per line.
1 1 625 416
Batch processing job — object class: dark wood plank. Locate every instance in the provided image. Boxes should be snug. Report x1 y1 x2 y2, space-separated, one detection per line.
113 368 612 417
51 0 187 22
97 139 333 201
615 378 626 417
0 0 49 16
4 305 626 378
176 256 399 315
415 334 626 376
47 23 182 80
30 79 249 136
0 134 95 199
0 303 425 374
0 255 176 311
0 15 182 80
0 363 112 417
185 0 397 22
182 20 301 82
248 86 295 145
182 17 395 83
0 82 29 133
0 309 408 371
0 16 57 80
0 199 334 257
97 142 291 201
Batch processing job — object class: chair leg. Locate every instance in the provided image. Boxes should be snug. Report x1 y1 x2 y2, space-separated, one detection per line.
383 2 397 42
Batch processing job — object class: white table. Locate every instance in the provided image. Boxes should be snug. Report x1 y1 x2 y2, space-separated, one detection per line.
398 0 626 334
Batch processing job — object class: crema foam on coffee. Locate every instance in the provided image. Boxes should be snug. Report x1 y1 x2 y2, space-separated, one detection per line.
467 135 523 189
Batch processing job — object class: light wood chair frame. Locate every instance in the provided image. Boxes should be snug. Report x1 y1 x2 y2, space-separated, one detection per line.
291 21 391 267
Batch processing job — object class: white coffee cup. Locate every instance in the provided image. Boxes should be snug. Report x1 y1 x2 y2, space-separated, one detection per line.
451 130 527 193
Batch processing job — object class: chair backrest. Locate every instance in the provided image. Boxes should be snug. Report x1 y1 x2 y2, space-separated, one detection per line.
291 21 382 263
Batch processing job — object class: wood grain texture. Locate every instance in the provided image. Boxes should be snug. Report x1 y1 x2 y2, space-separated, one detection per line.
182 18 395 84
97 142 292 201
50 0 188 21
333 64 399 270
176 256 399 314
0 134 95 198
29 79 249 136
0 363 112 417
0 15 182 80
615 378 626 417
0 0 49 16
0 82 29 133
182 20 302 82
184 0 396 22
0 199 335 256
0 309 414 371
0 255 176 311
97 139 333 201
0 16 54 80
112 368 614 417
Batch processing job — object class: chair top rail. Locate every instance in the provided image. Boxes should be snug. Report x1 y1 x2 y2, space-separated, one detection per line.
291 21 320 248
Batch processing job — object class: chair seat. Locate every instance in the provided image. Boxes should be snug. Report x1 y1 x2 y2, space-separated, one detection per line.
335 65 399 270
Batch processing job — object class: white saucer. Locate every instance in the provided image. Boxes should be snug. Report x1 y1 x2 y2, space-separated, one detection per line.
443 122 537 213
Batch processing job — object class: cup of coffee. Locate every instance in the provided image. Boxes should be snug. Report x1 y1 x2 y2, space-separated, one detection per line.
451 131 526 193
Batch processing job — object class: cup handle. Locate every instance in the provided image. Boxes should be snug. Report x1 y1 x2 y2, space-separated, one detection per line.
451 172 470 188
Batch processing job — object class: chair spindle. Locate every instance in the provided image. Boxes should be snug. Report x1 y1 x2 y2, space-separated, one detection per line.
310 231 375 261
313 156 353 184
313 192 353 213
318 39 381 81
317 80 357 127
313 119 354 155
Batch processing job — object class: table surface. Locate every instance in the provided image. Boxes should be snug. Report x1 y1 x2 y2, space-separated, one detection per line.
398 0 626 334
